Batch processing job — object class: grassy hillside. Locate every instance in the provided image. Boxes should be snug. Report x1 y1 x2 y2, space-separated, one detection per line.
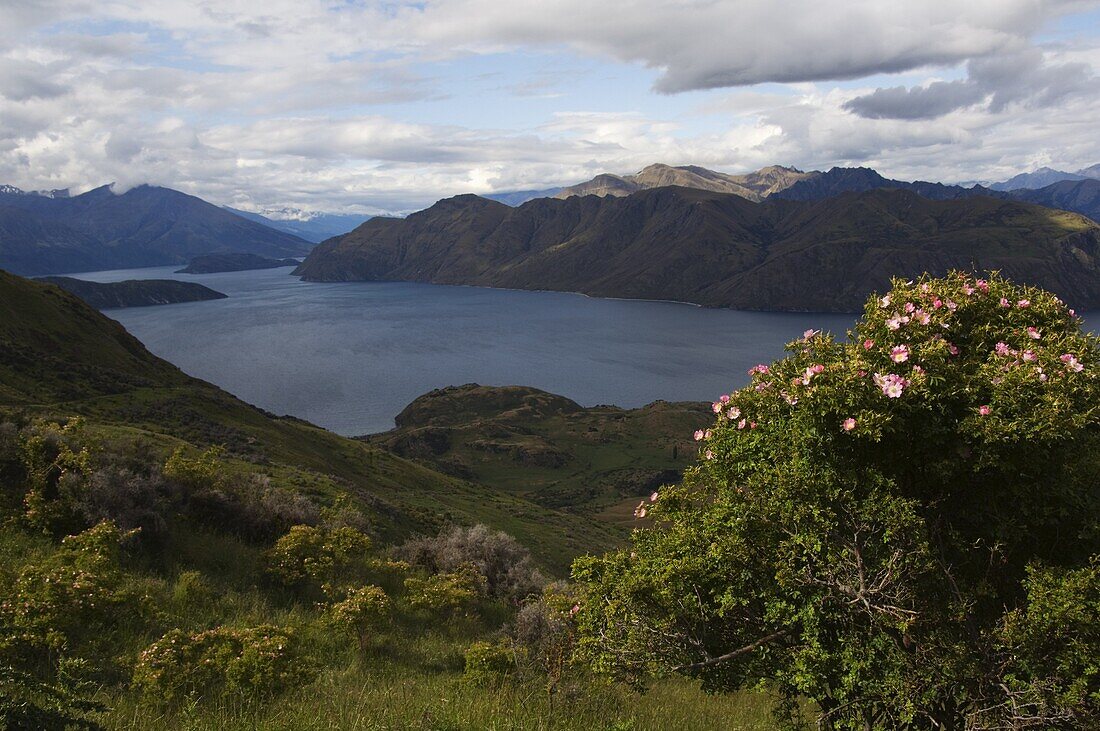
367 384 711 522
0 271 620 570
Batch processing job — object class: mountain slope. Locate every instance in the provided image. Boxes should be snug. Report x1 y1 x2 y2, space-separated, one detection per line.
990 167 1085 191
0 270 621 569
295 187 1100 312
554 163 818 202
226 206 371 243
0 185 312 275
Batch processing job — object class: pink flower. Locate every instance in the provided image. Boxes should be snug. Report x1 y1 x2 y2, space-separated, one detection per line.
1000 297 1011 308
842 418 857 431
749 364 770 375
1022 350 1038 363
962 285 975 296
1027 327 1041 340
904 302 916 313
879 295 891 308
749 421 757 429
947 343 959 356
737 419 747 430
719 394 731 404
693 430 705 441
890 345 910 363
570 604 580 615
781 392 798 406
1060 353 1084 372
920 283 931 293
978 405 991 416
727 406 741 419
650 491 659 502
863 338 875 350
712 401 723 414
810 364 825 374
705 429 712 439
932 298 943 309
976 279 989 293
945 300 958 311
633 501 647 518
1017 299 1030 308
912 364 924 375
704 449 714 460
995 342 1014 357
803 329 819 339
912 310 931 325
873 372 909 398
885 317 903 331
1069 308 1076 317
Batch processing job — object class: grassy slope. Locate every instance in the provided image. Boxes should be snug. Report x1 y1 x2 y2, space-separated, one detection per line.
366 384 712 524
0 271 620 571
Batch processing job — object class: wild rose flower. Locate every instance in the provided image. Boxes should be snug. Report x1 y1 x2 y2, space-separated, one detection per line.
995 342 1013 357
705 429 712 439
1000 297 1011 308
704 450 714 460
842 418 857 431
962 285 975 296
781 392 798 406
978 405 991 416
890 345 910 363
693 429 705 441
912 310 931 325
749 364 770 375
879 295 891 308
1027 327 1041 339
863 338 874 350
1060 354 1084 372
650 491 659 502
920 283 931 293
873 372 909 398
1022 350 1038 363
727 406 741 419
803 329 818 339
719 394 731 404
886 317 903 331
932 298 943 309
1069 308 1076 317
633 501 647 518
976 279 989 292
737 419 747 430
912 364 924 374
947 343 959 356
904 302 916 313
1017 299 1030 308
749 421 757 429
712 401 723 414
945 300 957 311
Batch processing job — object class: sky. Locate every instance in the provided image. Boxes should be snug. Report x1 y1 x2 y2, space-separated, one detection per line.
2 0 1100 214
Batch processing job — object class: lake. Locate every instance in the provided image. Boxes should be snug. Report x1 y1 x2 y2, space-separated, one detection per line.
68 265 877 435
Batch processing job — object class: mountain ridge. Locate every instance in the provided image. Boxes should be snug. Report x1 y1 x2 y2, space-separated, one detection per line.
295 186 1100 312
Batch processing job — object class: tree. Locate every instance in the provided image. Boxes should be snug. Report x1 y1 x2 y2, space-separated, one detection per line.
329 585 391 651
572 274 1100 730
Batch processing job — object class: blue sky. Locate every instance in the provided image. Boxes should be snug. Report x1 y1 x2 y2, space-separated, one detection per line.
2 1 1099 213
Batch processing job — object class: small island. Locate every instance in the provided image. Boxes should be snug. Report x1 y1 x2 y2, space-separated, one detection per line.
177 252 301 274
38 276 228 309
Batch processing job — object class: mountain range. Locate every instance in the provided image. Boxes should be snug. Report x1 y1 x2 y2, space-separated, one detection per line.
0 184 312 276
551 163 818 202
225 206 372 243
294 186 1100 312
36 276 228 309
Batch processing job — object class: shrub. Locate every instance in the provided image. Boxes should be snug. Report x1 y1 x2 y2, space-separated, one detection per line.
572 274 1100 730
59 466 172 547
162 445 225 491
328 585 390 651
171 570 215 609
265 524 372 594
132 625 313 703
0 521 145 656
513 582 579 692
0 663 103 731
395 524 545 603
463 640 517 685
403 566 484 618
18 418 94 534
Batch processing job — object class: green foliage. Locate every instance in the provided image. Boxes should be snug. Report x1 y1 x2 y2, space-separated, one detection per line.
572 273 1100 730
513 582 580 694
162 444 225 490
328 585 390 651
132 625 314 704
18 417 94 533
0 662 104 730
0 521 145 657
265 524 372 594
463 640 517 685
404 566 484 618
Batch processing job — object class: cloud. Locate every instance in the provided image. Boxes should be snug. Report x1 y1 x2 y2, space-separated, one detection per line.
844 48 1099 119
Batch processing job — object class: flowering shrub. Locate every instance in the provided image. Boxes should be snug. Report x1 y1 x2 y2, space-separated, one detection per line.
132 625 313 703
403 566 484 618
0 522 145 655
462 640 517 686
573 274 1100 730
328 585 390 651
265 524 372 594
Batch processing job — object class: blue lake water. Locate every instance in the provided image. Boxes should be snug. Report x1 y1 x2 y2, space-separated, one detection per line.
65 266 967 435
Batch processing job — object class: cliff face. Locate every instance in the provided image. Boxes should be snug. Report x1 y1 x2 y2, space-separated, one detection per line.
295 187 1100 312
